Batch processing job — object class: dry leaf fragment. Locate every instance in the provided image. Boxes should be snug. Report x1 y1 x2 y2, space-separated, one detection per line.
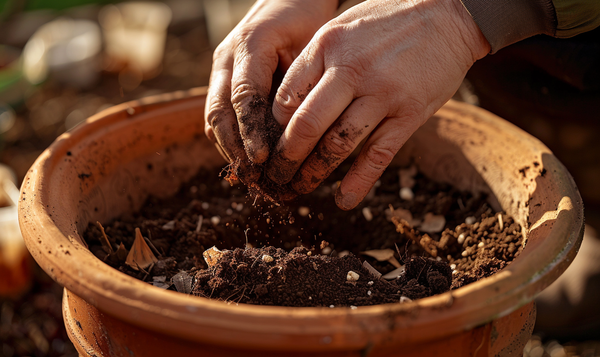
115 242 128 262
203 246 224 267
361 249 402 268
172 271 192 294
125 228 158 271
152 276 170 289
162 220 175 230
382 267 406 280
419 213 446 233
362 260 382 280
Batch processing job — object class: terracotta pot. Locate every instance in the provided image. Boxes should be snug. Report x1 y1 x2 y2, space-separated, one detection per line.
19 87 584 356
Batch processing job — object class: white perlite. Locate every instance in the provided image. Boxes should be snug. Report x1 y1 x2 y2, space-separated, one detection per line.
362 207 373 221
399 187 414 201
262 254 274 263
346 271 360 281
298 206 310 217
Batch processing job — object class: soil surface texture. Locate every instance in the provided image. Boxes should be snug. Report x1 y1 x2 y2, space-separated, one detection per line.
84 163 524 307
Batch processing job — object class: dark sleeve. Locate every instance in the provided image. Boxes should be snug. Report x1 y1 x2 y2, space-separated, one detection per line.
461 0 600 53
554 0 600 38
460 0 557 53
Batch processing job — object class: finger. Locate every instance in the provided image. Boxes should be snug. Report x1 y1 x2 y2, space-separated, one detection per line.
266 69 355 184
290 96 387 194
230 43 282 164
335 116 421 210
204 119 216 142
205 55 260 184
272 42 325 127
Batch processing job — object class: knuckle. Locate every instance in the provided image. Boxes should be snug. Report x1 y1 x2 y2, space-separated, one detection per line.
275 82 302 115
334 51 372 84
230 83 260 110
292 110 323 142
363 144 396 173
206 102 232 129
213 44 228 61
323 131 355 158
231 25 257 47
316 22 346 49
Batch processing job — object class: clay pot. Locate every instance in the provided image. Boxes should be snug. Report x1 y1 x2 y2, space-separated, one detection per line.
19 87 583 356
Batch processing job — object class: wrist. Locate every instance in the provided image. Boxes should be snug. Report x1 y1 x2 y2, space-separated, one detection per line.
447 0 491 60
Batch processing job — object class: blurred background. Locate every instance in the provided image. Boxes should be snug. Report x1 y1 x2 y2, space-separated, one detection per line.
0 0 598 356
0 1 250 355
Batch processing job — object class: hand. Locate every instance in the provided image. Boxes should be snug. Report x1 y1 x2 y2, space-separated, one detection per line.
266 0 490 209
204 0 338 183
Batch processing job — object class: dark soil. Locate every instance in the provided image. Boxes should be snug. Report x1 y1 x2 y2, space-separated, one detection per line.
195 247 450 306
84 163 524 307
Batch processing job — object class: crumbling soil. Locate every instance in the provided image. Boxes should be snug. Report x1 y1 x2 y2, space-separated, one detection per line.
84 163 524 307
227 95 296 203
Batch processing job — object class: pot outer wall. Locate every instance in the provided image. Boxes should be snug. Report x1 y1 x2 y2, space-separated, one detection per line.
18 87 583 357
63 288 536 357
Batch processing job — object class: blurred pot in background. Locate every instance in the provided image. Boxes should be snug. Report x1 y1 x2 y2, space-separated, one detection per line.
22 18 102 89
99 2 172 80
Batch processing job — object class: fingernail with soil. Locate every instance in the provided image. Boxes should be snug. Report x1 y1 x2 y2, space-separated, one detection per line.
335 189 358 210
245 142 269 164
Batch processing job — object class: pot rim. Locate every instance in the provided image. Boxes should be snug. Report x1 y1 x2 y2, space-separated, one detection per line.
19 87 584 350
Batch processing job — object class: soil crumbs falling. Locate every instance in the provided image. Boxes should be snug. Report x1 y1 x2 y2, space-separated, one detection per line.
84 164 524 307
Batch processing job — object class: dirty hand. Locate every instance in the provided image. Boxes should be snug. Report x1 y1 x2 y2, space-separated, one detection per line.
204 0 338 182
266 0 490 209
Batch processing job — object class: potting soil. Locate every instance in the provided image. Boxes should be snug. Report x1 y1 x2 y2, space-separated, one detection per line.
84 163 524 307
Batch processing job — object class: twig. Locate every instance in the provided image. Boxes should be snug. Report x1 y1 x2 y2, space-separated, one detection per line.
196 215 204 233
96 221 114 254
142 263 154 282
144 236 161 257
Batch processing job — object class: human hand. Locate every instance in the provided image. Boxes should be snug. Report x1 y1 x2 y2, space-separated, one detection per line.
266 0 490 209
204 0 338 183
